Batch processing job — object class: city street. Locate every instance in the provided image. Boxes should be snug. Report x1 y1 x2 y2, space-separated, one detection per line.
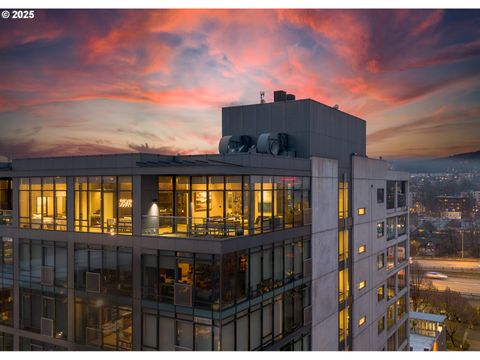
415 258 480 271
430 276 480 296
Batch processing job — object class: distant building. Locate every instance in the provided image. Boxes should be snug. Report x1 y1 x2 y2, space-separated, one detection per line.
409 312 446 351
436 196 473 219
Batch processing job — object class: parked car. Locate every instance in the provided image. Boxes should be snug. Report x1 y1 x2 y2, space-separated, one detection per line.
425 272 448 280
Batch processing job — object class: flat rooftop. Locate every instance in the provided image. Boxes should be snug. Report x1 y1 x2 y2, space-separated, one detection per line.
410 311 446 323
410 333 435 351
0 152 312 177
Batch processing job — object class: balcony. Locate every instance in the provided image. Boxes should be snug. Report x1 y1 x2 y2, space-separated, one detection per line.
142 215 247 238
0 210 12 226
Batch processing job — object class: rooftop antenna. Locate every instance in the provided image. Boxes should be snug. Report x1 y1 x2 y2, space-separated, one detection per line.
260 91 265 104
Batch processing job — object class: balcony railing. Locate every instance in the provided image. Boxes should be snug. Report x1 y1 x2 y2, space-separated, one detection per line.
0 209 12 226
142 215 247 238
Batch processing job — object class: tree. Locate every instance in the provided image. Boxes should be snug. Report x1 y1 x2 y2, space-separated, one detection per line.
432 287 479 347
409 261 433 311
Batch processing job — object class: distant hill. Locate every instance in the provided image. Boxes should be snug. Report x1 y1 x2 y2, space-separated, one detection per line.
390 150 480 173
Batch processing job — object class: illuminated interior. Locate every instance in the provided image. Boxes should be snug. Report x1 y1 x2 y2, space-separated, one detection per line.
151 175 310 237
19 177 67 230
74 176 132 235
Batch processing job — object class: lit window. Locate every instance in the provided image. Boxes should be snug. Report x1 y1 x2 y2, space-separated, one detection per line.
358 245 366 254
377 285 384 301
358 208 366 215
358 280 366 290
358 316 366 327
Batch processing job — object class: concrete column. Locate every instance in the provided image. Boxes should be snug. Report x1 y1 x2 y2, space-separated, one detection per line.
132 175 142 236
13 235 20 350
132 245 142 350
67 239 75 348
11 177 19 228
67 177 75 232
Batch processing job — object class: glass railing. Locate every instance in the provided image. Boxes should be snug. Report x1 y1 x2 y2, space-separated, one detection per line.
0 209 12 226
142 215 247 238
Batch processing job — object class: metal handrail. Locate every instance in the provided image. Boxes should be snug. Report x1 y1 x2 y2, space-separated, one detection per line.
142 215 248 237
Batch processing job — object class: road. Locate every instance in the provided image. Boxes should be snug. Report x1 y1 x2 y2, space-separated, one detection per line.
415 258 480 271
430 276 480 296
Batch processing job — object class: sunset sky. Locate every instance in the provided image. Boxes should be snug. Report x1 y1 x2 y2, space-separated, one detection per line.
0 9 479 161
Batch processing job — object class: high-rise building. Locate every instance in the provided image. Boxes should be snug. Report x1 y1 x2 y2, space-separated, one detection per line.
0 92 409 351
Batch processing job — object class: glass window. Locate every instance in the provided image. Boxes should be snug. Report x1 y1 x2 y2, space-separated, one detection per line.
387 275 396 300
19 177 67 231
397 294 407 320
273 244 283 288
250 306 261 350
397 268 406 291
221 318 234 351
142 312 157 349
339 268 349 302
262 299 273 345
377 188 384 204
159 317 175 350
387 303 395 331
338 229 349 262
176 320 193 350
397 215 407 236
358 316 366 327
237 251 248 302
377 285 384 301
236 311 248 351
250 248 261 297
387 217 396 240
397 181 406 208
397 241 406 264
273 295 283 340
222 253 235 308
387 181 395 209
387 246 395 270
75 176 132 235
0 237 13 277
338 181 349 219
284 241 294 282
159 254 175 303
142 254 158 300
195 323 212 351
377 253 385 270
358 244 366 254
377 317 385 334
377 221 385 238
262 245 273 293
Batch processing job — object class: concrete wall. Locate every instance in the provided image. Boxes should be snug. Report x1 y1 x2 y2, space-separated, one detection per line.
352 155 410 351
222 99 366 175
310 157 339 350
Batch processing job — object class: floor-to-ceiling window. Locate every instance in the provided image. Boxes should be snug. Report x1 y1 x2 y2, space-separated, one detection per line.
75 176 132 234
19 177 67 230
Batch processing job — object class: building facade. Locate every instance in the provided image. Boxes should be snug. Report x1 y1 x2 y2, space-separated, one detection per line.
0 94 409 351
